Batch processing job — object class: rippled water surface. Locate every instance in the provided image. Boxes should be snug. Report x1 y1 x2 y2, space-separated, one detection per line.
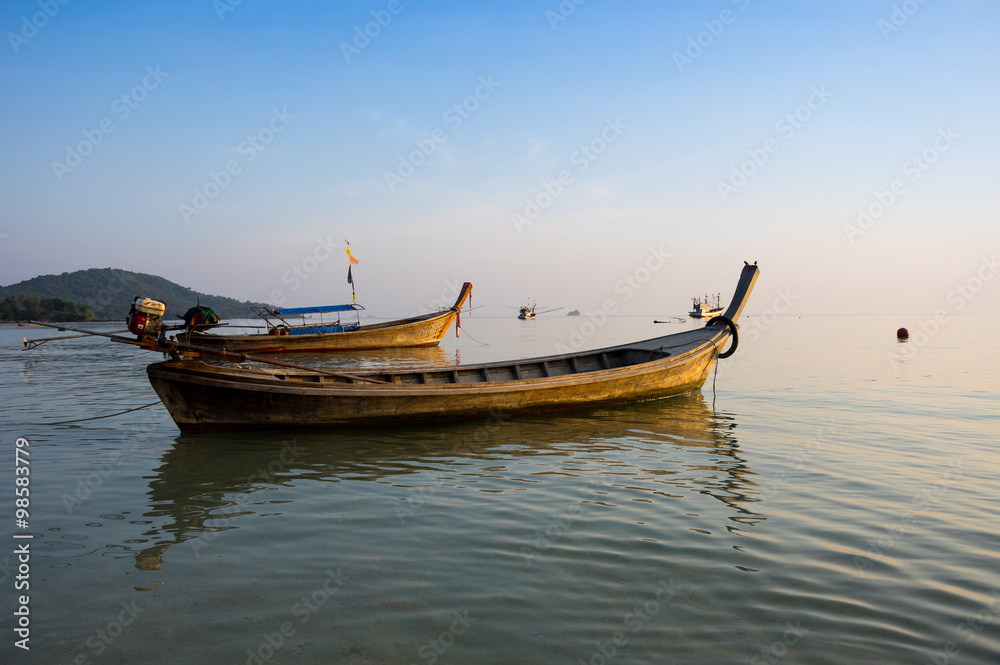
1 316 998 664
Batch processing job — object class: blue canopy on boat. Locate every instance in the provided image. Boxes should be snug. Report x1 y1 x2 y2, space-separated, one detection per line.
275 304 362 315
288 323 360 335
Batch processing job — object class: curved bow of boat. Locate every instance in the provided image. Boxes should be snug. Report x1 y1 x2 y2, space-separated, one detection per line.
718 262 759 324
451 282 473 311
701 261 759 359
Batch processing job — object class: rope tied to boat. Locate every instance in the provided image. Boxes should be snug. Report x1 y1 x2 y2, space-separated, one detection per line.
455 327 488 345
711 345 720 409
48 401 163 425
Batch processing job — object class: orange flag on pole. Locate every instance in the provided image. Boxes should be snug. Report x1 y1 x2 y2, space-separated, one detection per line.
345 240 360 265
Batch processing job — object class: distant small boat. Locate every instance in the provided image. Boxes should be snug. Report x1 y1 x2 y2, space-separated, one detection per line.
689 293 724 319
515 302 562 319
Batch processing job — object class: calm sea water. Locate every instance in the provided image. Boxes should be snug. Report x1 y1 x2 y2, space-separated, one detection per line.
1 315 998 665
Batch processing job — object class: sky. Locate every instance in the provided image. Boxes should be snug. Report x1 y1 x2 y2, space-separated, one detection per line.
1 0 997 317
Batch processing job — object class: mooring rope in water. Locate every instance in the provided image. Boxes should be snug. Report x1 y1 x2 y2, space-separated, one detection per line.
711 346 720 411
457 326 489 346
48 401 162 425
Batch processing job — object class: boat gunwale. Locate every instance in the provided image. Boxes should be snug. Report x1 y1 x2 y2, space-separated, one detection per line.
147 326 730 396
184 306 457 342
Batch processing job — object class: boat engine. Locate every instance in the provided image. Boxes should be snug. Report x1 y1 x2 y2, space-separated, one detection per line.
127 297 166 344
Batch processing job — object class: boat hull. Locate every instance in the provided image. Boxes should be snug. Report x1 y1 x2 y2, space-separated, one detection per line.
147 340 720 432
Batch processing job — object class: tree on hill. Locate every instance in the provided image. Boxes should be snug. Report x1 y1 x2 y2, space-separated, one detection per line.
0 295 93 322
0 268 269 320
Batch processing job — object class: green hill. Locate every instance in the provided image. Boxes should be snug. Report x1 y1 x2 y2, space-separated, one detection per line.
0 268 269 321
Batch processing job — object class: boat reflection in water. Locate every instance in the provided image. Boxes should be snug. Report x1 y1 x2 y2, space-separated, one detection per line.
128 394 763 571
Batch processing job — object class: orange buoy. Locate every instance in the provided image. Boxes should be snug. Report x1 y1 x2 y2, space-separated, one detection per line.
896 327 909 339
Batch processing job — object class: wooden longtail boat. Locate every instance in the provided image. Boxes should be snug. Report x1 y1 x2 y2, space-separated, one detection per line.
176 282 473 353
147 263 759 432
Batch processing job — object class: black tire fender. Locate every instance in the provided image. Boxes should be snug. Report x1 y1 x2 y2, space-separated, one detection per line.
705 315 738 359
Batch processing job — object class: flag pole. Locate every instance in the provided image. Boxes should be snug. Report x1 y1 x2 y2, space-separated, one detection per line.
345 240 359 304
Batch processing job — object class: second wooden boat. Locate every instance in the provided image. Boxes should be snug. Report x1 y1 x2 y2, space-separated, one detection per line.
175 282 472 353
147 263 759 432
